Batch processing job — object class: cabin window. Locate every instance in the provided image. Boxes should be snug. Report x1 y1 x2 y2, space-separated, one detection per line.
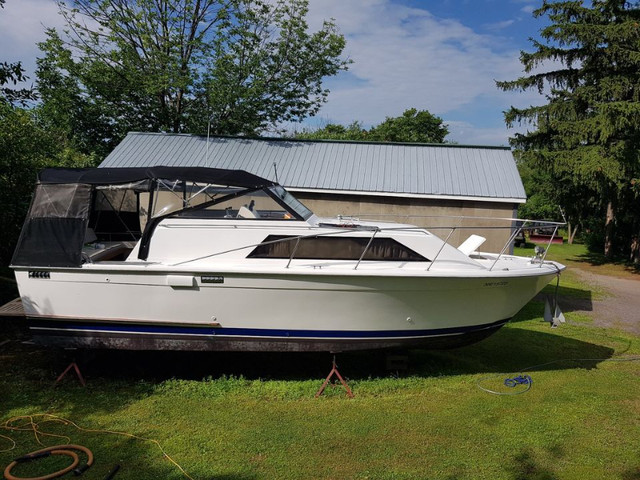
248 235 428 261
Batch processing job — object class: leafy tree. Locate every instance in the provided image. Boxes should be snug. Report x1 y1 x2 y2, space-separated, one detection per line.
497 0 640 259
0 3 94 267
0 61 37 106
517 157 598 243
0 102 96 267
0 0 36 106
37 0 349 151
368 108 449 143
296 109 449 143
0 105 48 266
296 121 368 141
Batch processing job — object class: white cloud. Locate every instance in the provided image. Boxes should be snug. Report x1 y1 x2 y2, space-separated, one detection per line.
305 0 544 145
521 5 535 14
483 19 515 31
446 120 534 146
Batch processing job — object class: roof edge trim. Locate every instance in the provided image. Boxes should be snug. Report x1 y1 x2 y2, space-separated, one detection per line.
287 187 526 204
124 131 512 150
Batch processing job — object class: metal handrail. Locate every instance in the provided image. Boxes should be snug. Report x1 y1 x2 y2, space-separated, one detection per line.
427 227 456 271
489 221 528 271
169 218 565 269
354 228 379 270
286 237 301 269
345 212 565 226
539 225 559 267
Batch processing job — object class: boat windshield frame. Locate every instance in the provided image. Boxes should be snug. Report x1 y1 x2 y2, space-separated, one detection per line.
137 184 313 260
266 185 313 221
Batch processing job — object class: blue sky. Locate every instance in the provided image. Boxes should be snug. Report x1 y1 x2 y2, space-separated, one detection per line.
303 0 552 145
0 0 552 145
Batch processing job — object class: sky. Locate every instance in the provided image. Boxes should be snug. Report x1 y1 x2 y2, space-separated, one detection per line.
0 0 551 145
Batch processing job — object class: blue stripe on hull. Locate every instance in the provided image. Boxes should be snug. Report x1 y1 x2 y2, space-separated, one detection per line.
29 318 509 339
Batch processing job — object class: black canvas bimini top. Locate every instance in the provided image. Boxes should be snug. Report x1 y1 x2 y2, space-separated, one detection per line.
38 166 275 189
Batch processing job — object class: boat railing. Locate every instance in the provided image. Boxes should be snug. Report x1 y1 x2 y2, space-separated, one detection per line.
420 220 562 270
170 217 564 271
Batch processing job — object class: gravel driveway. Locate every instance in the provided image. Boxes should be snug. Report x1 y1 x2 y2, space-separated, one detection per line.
562 268 640 335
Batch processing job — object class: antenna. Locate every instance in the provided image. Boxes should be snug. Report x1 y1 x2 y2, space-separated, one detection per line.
273 162 279 184
205 117 212 168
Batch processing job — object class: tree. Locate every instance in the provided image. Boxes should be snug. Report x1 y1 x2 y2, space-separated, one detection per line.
0 2 94 267
497 0 640 259
0 0 36 106
296 108 449 143
516 157 598 244
37 0 349 150
0 61 37 106
368 108 449 143
295 121 368 140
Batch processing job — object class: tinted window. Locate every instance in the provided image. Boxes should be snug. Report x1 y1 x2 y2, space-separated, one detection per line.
248 235 428 261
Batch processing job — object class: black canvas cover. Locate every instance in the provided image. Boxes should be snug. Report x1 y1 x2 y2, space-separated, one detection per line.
12 184 92 267
13 167 277 268
38 166 274 189
12 218 87 267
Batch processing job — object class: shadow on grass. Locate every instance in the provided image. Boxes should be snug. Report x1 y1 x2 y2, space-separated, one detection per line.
0 311 621 479
538 285 593 312
0 426 257 480
571 250 640 275
0 303 615 390
622 466 640 480
508 449 558 480
0 321 259 479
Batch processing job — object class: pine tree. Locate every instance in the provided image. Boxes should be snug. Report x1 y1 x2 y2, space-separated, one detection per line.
497 0 640 259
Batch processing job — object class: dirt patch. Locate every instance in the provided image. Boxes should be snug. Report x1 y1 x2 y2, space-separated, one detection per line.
562 268 640 335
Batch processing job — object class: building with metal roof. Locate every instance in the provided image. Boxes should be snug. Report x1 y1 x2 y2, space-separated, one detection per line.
100 132 526 251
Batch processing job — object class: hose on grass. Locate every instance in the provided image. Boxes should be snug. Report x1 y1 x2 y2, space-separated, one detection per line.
3 444 93 480
477 355 640 395
1 414 193 480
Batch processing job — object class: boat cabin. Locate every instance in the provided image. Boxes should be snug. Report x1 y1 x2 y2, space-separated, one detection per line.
11 167 312 268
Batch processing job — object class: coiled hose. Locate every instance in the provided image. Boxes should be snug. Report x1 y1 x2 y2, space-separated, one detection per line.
3 444 93 480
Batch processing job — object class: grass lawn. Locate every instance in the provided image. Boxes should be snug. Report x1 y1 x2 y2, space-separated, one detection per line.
1 244 639 479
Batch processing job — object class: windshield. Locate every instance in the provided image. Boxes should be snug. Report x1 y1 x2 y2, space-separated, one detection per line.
268 186 313 220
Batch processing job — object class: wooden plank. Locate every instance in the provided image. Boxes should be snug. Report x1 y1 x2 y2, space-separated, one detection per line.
0 297 25 317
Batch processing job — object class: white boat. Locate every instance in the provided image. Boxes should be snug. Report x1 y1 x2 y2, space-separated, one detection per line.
11 167 565 352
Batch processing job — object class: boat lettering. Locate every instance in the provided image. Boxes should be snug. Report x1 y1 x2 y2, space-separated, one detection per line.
28 271 50 279
201 275 224 284
484 281 508 287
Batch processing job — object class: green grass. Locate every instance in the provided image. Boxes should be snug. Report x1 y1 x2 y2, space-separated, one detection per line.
1 244 639 479
1 315 639 479
514 243 619 300
515 242 640 279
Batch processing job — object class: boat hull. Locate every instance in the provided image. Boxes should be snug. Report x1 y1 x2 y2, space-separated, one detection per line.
16 267 555 352
26 317 510 351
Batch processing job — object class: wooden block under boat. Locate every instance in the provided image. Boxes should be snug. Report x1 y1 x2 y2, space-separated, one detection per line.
0 297 25 317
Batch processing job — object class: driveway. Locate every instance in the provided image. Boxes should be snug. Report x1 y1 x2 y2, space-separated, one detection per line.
563 268 640 335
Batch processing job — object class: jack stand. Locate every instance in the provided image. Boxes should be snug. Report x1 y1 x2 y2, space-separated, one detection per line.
315 355 354 399
55 361 86 387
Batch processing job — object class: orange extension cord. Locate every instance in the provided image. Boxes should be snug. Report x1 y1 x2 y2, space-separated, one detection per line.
3 444 93 480
1 414 193 480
